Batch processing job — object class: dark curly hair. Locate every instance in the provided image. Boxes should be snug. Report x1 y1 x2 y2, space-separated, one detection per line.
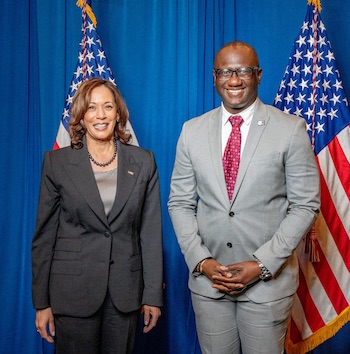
69 78 132 149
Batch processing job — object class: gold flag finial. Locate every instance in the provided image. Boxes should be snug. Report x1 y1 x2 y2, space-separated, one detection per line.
308 0 322 11
76 0 97 27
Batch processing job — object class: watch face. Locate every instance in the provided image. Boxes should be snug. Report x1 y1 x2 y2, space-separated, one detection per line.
259 273 272 281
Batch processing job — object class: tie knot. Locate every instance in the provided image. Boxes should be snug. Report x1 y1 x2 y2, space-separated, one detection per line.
228 115 244 127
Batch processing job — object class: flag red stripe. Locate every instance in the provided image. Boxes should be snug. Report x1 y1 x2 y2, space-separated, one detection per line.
296 268 325 332
317 159 350 271
312 242 349 314
289 316 303 344
328 136 350 199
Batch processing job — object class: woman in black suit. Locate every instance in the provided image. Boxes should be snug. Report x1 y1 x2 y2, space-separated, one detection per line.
32 78 163 354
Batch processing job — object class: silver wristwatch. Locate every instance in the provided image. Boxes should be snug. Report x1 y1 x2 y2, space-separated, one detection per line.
256 260 272 281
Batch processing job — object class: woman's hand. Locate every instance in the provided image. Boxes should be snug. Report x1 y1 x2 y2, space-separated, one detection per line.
142 305 161 333
35 307 55 343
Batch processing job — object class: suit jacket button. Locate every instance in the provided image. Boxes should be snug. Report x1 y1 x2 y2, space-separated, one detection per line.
109 260 114 265
104 232 111 238
227 242 233 248
229 211 234 217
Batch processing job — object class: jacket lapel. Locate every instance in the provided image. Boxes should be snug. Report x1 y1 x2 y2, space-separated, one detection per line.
108 141 141 223
208 107 229 203
64 144 110 227
231 99 270 203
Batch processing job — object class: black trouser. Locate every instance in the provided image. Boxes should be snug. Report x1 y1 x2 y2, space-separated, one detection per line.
54 291 139 354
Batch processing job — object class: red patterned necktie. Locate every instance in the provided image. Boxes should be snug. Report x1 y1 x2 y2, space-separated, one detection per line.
223 115 244 200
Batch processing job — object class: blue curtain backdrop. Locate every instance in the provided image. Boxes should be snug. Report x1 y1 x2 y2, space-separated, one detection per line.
0 0 349 353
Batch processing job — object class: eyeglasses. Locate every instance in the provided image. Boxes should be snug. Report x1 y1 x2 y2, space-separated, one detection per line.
213 66 260 80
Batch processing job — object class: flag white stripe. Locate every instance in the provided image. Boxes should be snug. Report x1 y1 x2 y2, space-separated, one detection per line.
337 126 350 161
316 216 350 302
56 122 71 149
318 147 350 231
291 293 312 339
125 121 139 146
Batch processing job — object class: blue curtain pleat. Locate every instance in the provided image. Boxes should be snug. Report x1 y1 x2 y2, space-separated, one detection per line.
0 0 43 353
1 0 350 353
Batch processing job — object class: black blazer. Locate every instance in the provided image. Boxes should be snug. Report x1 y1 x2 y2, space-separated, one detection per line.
32 141 163 317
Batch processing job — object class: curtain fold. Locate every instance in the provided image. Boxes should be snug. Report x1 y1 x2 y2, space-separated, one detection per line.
1 0 349 353
0 0 42 353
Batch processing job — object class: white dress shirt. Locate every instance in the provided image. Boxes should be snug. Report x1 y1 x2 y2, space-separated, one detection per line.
221 100 257 156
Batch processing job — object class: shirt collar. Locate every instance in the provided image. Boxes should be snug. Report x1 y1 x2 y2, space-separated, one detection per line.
221 99 257 128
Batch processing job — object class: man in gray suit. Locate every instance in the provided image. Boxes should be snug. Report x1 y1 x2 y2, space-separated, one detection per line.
168 41 320 353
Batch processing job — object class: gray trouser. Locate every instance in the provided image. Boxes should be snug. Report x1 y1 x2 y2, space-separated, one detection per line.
191 292 294 354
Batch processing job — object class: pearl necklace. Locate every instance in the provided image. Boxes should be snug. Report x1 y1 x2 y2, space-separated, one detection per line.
88 139 117 167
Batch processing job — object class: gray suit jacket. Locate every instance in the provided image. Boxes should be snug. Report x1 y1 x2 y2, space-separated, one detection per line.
32 141 163 316
168 99 320 303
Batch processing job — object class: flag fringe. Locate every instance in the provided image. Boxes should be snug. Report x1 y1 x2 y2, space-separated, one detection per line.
285 306 350 354
76 0 97 27
307 0 322 12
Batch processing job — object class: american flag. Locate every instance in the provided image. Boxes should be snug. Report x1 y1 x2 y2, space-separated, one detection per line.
273 4 350 354
54 0 138 149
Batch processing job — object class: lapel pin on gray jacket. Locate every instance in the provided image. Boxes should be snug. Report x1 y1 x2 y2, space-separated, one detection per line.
258 120 265 126
128 170 134 175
